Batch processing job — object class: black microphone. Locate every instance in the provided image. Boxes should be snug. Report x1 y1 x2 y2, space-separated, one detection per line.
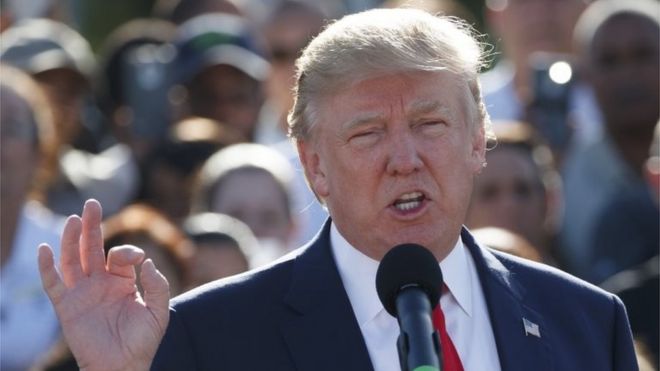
376 243 443 371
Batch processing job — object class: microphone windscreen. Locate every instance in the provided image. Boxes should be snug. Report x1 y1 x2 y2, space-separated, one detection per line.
375 243 443 317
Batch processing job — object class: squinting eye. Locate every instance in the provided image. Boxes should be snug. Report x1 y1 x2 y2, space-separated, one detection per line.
350 129 380 140
353 131 375 138
349 130 380 147
417 121 446 134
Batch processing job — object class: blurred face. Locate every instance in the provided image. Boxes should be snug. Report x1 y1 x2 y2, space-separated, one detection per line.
265 9 323 119
298 71 486 260
188 65 263 140
188 242 248 287
0 89 38 206
489 0 586 62
34 68 87 145
466 146 547 247
587 15 660 133
143 160 191 222
212 169 292 245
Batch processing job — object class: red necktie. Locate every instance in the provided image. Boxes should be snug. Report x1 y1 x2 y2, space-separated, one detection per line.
431 290 464 371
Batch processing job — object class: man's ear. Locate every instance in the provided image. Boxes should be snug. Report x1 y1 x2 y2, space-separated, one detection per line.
297 139 329 199
470 125 487 174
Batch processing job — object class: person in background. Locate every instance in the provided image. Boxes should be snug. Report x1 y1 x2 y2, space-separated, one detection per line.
601 256 659 369
481 0 600 157
152 0 242 24
0 18 135 216
94 18 178 165
0 17 95 150
589 122 660 283
382 0 476 24
590 122 660 363
0 0 69 27
182 212 256 287
102 204 195 295
560 0 659 279
139 116 244 222
191 143 298 265
466 120 561 266
253 0 329 247
0 65 63 371
470 227 543 263
254 0 326 146
169 12 269 142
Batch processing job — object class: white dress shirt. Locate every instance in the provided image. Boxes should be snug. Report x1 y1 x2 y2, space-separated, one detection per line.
330 224 502 371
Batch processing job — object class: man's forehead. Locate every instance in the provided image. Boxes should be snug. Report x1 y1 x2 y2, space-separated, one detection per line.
342 99 458 128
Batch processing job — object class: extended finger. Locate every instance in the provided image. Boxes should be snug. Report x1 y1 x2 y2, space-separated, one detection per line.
141 259 171 331
38 244 67 305
59 215 85 286
106 245 145 279
80 199 106 275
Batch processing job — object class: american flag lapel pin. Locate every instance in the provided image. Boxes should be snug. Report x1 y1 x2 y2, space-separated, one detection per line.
523 318 541 338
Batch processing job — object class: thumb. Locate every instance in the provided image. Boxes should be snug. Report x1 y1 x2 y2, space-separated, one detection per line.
140 258 171 331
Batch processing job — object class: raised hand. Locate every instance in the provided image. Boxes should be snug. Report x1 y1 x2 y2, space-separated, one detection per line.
38 199 170 371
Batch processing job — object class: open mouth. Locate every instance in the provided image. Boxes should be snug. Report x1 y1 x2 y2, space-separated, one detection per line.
392 191 427 213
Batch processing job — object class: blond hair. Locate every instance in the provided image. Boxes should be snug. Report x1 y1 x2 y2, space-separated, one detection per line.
288 8 493 142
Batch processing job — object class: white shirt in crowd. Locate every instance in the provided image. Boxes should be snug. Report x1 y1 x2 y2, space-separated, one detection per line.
0 202 64 371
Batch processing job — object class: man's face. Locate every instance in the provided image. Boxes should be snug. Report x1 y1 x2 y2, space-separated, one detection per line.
587 15 660 133
467 146 547 247
212 169 293 246
298 71 486 260
34 68 87 145
265 9 323 119
188 65 263 140
489 0 586 61
0 90 38 206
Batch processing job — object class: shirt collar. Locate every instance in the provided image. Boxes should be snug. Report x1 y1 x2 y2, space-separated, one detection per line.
330 223 473 326
330 223 382 326
440 237 473 317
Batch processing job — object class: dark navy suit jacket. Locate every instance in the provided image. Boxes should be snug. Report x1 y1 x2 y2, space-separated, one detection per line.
152 220 638 371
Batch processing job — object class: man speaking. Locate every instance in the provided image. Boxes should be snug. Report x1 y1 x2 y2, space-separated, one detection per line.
38 8 638 371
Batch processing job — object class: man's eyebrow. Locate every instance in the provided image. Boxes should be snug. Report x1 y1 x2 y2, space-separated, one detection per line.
342 101 454 130
344 113 385 131
408 100 451 116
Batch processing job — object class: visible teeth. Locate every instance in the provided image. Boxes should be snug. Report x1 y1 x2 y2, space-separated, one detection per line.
398 191 423 201
393 192 424 211
395 200 421 211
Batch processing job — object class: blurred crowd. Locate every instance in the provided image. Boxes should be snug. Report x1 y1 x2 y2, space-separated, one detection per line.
0 0 658 370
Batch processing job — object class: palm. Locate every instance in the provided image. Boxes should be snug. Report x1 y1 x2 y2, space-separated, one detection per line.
55 274 164 368
38 200 170 371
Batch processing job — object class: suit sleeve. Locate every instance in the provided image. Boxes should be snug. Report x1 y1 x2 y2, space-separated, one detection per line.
151 308 198 371
611 295 639 371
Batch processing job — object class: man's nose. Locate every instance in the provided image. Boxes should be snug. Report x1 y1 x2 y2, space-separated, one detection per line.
386 131 423 176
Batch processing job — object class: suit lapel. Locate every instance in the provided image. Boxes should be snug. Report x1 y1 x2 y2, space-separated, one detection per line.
280 219 374 371
279 224 554 370
462 229 553 371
